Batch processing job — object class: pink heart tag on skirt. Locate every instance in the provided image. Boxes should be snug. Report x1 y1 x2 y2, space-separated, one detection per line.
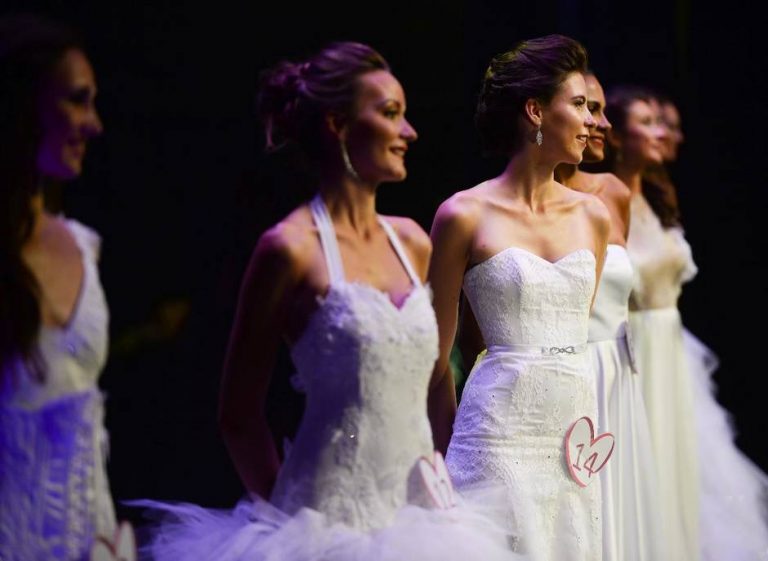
564 416 615 487
90 521 136 561
417 450 457 509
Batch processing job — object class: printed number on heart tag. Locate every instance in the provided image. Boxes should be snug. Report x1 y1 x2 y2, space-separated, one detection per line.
417 451 457 509
564 416 615 488
90 521 136 561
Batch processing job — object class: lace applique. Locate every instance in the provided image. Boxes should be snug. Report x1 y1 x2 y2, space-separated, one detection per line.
448 248 602 560
0 390 116 560
270 281 438 531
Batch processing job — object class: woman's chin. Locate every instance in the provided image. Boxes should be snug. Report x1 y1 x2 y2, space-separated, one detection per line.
384 168 407 182
565 152 584 165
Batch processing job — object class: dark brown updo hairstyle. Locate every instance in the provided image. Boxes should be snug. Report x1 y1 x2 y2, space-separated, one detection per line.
605 85 681 228
257 41 389 160
475 34 588 157
0 15 83 383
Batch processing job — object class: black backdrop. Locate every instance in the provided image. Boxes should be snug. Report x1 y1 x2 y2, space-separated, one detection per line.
5 0 766 522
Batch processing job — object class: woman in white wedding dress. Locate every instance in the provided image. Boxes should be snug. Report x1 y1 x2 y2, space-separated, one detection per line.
606 86 768 561
427 35 610 561
555 72 664 561
0 16 116 560
131 41 521 561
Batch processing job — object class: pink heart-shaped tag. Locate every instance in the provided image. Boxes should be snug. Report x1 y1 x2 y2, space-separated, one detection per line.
564 416 615 488
417 451 457 509
90 521 137 561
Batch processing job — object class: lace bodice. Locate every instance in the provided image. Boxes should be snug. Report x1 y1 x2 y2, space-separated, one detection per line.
588 245 633 342
448 246 602 559
0 219 115 561
463 248 596 347
271 196 438 531
627 194 697 310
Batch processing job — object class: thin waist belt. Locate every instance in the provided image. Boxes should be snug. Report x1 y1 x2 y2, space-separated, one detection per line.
486 342 588 356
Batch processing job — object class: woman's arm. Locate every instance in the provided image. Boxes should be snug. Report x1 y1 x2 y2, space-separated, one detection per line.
427 196 476 455
218 224 305 499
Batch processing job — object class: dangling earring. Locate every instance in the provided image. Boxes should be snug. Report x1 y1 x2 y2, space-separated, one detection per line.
340 141 360 181
535 126 543 146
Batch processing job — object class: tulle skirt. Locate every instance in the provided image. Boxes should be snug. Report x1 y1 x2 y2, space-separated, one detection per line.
128 493 527 561
631 307 768 560
589 336 664 561
684 329 768 560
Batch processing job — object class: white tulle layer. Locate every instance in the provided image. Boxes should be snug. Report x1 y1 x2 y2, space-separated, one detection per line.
684 329 768 561
128 495 526 561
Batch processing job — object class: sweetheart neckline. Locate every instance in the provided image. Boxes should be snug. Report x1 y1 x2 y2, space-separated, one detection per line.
290 281 431 351
326 280 428 312
466 246 596 279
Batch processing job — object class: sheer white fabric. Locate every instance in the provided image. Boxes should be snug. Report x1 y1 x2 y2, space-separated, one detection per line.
685 331 768 561
588 245 663 561
0 219 116 561
628 193 768 560
627 195 696 311
628 194 701 560
446 247 601 561
132 197 524 561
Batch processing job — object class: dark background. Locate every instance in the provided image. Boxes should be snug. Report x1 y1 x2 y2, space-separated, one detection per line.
5 0 766 523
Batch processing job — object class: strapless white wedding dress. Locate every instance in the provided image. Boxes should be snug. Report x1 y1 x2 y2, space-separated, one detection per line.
446 246 602 561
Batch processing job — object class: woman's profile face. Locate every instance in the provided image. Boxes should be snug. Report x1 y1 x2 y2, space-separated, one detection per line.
614 99 667 166
343 70 417 184
582 74 611 163
37 48 103 180
540 71 595 165
660 101 683 162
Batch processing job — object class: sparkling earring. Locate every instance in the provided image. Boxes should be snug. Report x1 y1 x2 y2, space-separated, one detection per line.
340 141 360 181
535 127 543 146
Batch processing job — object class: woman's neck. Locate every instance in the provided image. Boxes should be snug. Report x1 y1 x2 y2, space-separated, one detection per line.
611 160 643 196
317 171 379 235
555 164 579 187
29 192 49 240
498 149 558 211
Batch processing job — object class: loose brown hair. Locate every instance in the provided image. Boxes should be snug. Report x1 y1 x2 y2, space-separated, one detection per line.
605 85 681 228
0 15 83 382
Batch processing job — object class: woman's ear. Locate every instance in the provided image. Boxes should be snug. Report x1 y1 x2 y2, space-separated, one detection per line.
325 111 348 142
523 98 544 129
